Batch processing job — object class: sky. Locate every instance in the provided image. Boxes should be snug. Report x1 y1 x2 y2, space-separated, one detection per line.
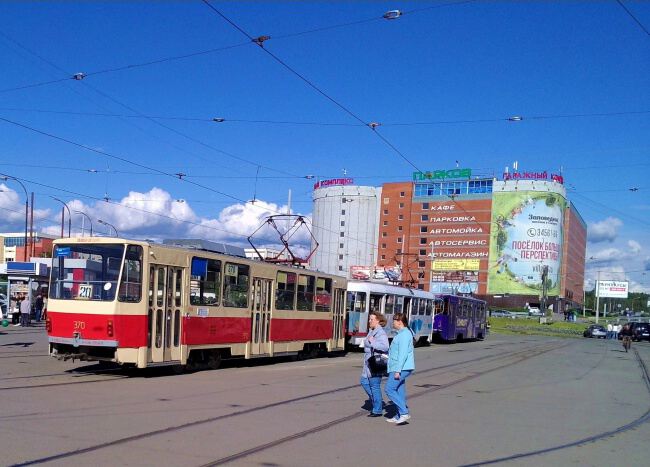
0 1 649 292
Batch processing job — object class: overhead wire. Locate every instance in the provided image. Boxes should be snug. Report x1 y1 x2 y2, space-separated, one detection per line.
0 1 476 94
200 0 423 173
615 0 650 37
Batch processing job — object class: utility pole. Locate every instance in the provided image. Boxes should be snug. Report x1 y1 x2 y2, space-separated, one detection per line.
595 270 601 324
541 265 549 314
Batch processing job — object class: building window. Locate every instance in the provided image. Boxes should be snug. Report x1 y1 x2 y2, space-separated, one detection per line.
420 238 427 245
381 243 387 249
400 192 405 197
340 221 345 227
421 214 428 221
339 266 343 271
381 255 386 260
397 237 402 243
418 284 424 290
339 243 344 248
399 203 404 208
396 248 402 254
422 203 429 210
383 209 388 215
419 249 426 256
341 210 346 215
398 214 404 220
420 226 427 233
342 198 347 203
418 261 425 268
340 232 345 237
418 272 425 279
338 254 343 260
384 198 389 204
383 220 388 226
398 226 403 232
382 232 387 237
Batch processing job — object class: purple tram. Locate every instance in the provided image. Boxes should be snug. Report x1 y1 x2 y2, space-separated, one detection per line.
432 294 488 342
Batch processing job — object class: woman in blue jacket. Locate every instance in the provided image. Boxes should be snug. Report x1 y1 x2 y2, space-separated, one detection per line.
361 312 389 417
385 312 415 424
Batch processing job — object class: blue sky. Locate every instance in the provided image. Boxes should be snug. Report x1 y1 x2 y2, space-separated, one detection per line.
0 1 648 291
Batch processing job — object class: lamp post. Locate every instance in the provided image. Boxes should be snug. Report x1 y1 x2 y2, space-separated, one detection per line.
97 219 118 237
74 210 93 237
50 196 71 238
0 173 29 261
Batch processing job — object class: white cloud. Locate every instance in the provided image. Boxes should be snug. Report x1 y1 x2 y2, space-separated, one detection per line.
587 217 622 243
0 187 313 252
627 240 642 254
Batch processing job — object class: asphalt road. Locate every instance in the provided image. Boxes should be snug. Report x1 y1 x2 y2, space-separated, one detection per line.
1 324 649 467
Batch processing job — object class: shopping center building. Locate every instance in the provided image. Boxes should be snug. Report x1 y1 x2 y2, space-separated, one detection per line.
310 168 587 311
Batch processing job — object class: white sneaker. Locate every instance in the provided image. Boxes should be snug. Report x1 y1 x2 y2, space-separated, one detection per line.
386 417 400 423
13 323 21 327
395 414 411 424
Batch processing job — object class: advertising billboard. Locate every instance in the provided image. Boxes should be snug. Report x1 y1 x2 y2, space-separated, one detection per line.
487 191 566 295
596 281 629 298
350 265 402 282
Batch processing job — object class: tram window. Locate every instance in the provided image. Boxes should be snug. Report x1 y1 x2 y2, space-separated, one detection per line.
369 294 383 313
434 300 443 315
419 299 427 315
385 295 395 315
394 296 404 314
119 245 143 302
173 310 180 346
276 271 296 310
175 269 182 307
157 268 165 307
165 310 172 348
425 299 433 316
315 278 332 312
190 257 221 306
297 275 315 311
223 263 249 308
147 309 152 348
148 266 154 307
346 291 366 312
155 309 162 348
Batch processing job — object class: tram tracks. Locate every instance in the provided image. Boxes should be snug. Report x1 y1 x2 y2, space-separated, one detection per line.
11 341 562 466
460 346 650 466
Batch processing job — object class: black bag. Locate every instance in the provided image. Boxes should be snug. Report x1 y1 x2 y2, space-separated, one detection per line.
367 348 387 375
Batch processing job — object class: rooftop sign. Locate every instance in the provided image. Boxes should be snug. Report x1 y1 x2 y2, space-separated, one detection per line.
313 178 354 190
413 168 471 181
502 171 564 184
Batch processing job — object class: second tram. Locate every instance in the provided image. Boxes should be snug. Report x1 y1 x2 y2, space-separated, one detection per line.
432 294 488 342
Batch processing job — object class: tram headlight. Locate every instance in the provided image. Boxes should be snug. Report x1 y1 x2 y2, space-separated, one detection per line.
46 317 51 333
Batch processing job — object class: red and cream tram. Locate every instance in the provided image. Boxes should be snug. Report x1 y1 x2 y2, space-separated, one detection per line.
46 238 347 370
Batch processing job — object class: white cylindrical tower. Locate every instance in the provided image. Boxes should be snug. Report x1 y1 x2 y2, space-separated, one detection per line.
310 180 380 277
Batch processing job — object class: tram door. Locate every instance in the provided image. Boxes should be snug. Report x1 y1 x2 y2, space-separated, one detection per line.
332 288 345 349
250 278 272 355
148 265 183 363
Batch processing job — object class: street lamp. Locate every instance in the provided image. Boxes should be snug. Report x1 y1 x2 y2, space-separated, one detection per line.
0 173 29 261
74 210 93 237
50 196 71 238
97 219 118 237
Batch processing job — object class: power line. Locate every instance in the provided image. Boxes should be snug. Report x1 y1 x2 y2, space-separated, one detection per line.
615 0 650 37
3 106 647 127
200 1 423 172
0 1 476 94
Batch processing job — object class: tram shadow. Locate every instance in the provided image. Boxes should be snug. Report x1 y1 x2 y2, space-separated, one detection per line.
63 351 345 379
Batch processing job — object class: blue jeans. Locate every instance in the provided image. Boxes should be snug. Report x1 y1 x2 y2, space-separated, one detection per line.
360 375 384 414
385 370 413 417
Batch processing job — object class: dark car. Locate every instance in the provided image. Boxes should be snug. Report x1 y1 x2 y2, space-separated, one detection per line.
490 309 514 318
630 322 650 342
583 324 607 338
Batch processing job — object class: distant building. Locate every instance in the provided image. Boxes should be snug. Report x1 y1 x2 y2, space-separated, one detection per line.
0 232 57 262
309 179 381 276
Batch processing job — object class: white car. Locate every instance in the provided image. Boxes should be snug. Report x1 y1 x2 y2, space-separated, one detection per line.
528 307 542 316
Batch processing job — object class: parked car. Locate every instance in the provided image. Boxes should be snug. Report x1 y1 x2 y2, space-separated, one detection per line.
630 322 650 342
491 309 514 318
528 307 543 317
583 324 607 339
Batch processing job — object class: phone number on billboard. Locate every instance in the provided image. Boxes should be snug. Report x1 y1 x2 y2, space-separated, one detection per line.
527 228 557 238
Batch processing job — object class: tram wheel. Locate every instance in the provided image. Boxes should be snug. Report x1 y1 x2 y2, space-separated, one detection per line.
207 353 222 370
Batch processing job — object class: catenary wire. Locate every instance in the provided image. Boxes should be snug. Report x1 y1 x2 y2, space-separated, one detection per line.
615 0 650 37
0 1 477 94
200 0 423 173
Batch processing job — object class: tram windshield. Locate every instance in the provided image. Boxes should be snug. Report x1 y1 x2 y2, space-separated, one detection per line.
50 243 143 302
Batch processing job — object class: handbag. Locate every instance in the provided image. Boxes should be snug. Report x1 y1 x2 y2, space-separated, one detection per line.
367 348 387 375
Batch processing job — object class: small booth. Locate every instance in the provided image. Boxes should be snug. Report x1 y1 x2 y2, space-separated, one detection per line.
1 262 49 323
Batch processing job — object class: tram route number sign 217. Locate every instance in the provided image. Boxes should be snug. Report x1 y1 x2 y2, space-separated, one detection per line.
77 284 93 300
